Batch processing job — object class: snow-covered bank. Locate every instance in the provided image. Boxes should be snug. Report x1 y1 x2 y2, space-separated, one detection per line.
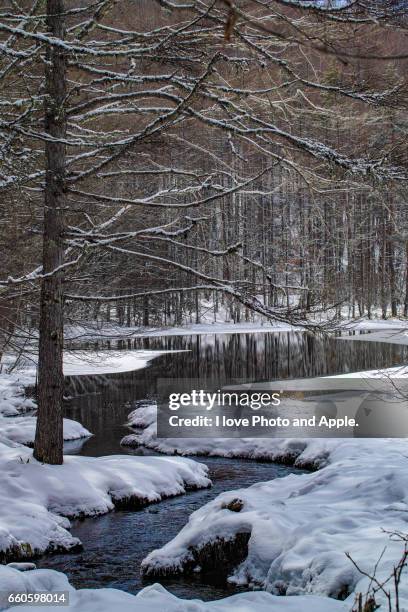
0 368 36 417
65 316 408 342
340 318 407 332
0 416 91 447
65 321 297 341
121 403 326 468
0 439 210 563
0 568 348 612
0 365 91 448
141 438 408 609
339 329 408 346
63 349 174 376
0 347 170 415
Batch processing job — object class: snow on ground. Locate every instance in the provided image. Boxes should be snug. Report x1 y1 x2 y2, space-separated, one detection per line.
340 318 407 332
65 321 297 341
0 363 91 449
63 349 175 375
2 323 408 610
121 403 327 467
1 348 173 389
141 437 408 609
123 325 408 610
339 329 408 346
0 438 210 563
132 322 296 337
0 348 172 446
0 569 348 612
0 367 36 417
0 416 91 447
65 316 408 342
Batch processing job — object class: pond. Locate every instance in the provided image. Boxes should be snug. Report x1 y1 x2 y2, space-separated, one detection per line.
36 330 408 599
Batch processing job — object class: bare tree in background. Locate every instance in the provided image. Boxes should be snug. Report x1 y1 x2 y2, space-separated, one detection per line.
0 0 407 463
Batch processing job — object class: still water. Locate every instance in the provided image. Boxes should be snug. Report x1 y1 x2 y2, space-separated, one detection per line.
36 331 408 599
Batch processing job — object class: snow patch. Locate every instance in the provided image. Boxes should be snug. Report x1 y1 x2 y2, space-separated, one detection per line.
0 416 91 447
141 438 408 609
0 569 348 611
0 440 210 562
63 349 172 375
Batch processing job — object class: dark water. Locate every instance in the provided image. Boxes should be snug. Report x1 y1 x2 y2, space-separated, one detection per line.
38 456 302 599
36 331 408 599
63 331 408 456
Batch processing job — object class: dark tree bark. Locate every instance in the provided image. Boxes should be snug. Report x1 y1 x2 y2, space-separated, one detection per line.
33 0 66 465
404 243 408 318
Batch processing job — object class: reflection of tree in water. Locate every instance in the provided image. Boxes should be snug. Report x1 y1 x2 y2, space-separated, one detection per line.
62 332 408 454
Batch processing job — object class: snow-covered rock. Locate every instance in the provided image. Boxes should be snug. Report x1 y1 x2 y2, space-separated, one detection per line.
0 567 348 612
0 439 210 562
141 438 408 609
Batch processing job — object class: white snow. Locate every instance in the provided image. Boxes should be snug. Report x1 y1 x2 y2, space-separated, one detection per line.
339 329 408 346
134 322 296 337
65 321 297 341
0 569 348 612
0 348 173 389
2 323 408 611
64 315 408 343
0 367 36 417
0 439 210 562
124 324 408 609
62 349 174 375
0 363 91 448
0 416 91 447
340 318 407 332
122 403 330 465
142 438 408 609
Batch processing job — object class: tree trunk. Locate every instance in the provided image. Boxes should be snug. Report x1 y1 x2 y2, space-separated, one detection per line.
404 243 408 318
33 0 66 465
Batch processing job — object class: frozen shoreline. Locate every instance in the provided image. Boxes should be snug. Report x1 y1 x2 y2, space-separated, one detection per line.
65 316 408 341
141 437 408 609
0 572 348 611
128 327 408 609
0 439 210 564
2 321 408 610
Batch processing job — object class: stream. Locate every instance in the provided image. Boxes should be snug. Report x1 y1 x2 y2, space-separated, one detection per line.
36 330 408 600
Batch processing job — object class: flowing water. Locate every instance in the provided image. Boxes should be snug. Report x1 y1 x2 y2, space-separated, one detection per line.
36 330 408 600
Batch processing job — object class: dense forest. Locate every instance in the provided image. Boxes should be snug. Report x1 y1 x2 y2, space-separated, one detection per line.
0 0 407 460
3 7 408 611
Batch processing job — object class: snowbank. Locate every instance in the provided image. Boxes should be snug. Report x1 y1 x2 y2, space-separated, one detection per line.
65 316 408 343
0 567 348 612
63 349 173 375
0 347 172 389
135 322 296 337
0 365 91 448
65 321 297 341
0 368 36 417
121 403 328 468
340 318 407 332
0 416 91 447
0 439 210 563
141 437 408 609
